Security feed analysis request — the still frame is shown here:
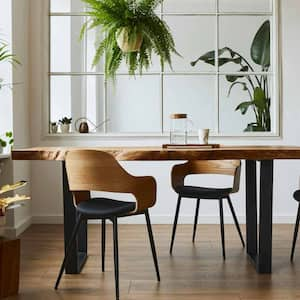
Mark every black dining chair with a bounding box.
[54,150,160,300]
[169,160,245,259]
[290,190,300,261]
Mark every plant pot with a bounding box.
[0,216,5,237]
[0,146,3,154]
[60,124,71,134]
[0,237,20,299]
[51,124,58,134]
[116,27,143,53]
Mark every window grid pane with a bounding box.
[49,0,277,136]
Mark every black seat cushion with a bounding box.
[76,198,136,218]
[176,186,232,199]
[294,190,300,202]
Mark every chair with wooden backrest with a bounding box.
[170,160,245,259]
[54,150,160,300]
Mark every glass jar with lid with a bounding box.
[169,113,188,145]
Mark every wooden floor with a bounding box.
[7,223,300,300]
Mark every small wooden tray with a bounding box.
[162,144,220,149]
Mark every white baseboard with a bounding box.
[4,216,32,239]
[31,215,298,225]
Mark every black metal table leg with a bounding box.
[257,160,274,273]
[246,160,258,260]
[62,162,88,274]
[246,159,274,274]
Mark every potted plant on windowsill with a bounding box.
[59,117,72,134]
[50,122,58,134]
[80,0,179,79]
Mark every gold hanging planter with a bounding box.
[116,27,143,53]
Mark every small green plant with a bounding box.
[80,0,179,79]
[0,131,14,148]
[0,41,20,90]
[59,117,72,125]
[191,21,271,132]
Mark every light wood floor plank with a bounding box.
[5,224,300,300]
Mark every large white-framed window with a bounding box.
[48,0,280,137]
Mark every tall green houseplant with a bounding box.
[0,40,19,90]
[80,0,179,79]
[191,21,271,132]
[0,39,19,153]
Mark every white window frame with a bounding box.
[44,0,280,138]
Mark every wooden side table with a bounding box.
[0,238,20,299]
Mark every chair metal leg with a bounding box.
[170,195,182,254]
[219,199,226,260]
[112,217,120,300]
[55,215,83,290]
[291,203,300,261]
[145,210,161,282]
[101,219,106,272]
[227,196,245,248]
[192,199,200,243]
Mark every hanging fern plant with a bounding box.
[80,0,179,79]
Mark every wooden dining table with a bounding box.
[11,145,300,275]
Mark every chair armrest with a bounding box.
[72,191,91,206]
[131,176,157,214]
[231,164,241,194]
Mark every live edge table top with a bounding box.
[11,145,300,161]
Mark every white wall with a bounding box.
[0,0,31,238]
[10,0,31,237]
[0,0,13,141]
[25,0,300,225]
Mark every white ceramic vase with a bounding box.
[0,216,6,237]
[60,124,70,134]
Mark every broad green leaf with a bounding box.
[253,87,267,110]
[235,101,253,115]
[251,20,270,68]
[190,47,236,67]
[219,57,241,66]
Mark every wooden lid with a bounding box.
[170,113,187,119]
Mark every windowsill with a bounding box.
[0,154,10,160]
[44,132,281,139]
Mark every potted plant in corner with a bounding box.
[0,181,30,298]
[0,40,20,90]
[191,21,271,132]
[0,131,13,154]
[0,39,20,154]
[50,122,58,134]
[80,0,179,79]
